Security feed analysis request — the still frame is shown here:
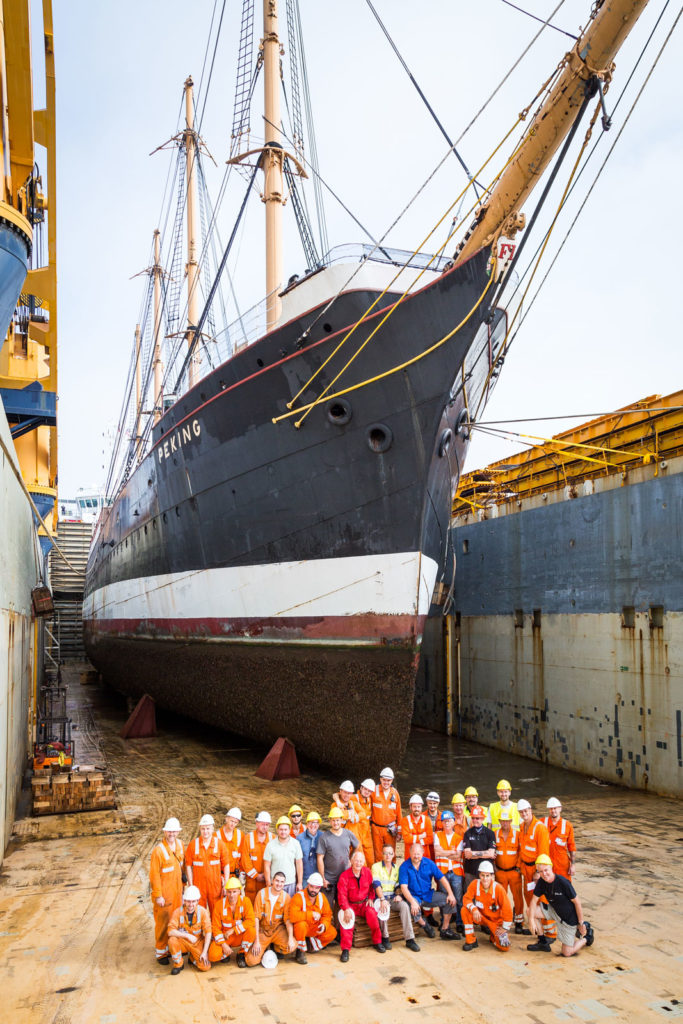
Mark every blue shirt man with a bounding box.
[298,813,322,885]
[398,842,458,940]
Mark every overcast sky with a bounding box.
[49,0,682,497]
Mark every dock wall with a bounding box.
[415,459,682,798]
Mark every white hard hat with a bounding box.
[226,807,242,820]
[199,813,215,826]
[338,907,355,929]
[517,799,531,812]
[427,792,440,802]
[255,811,272,823]
[261,949,278,969]
[379,767,394,780]
[307,872,324,886]
[183,885,201,901]
[163,817,181,832]
[409,794,423,805]
[339,780,354,793]
[546,797,562,809]
[374,898,391,922]
[478,861,494,874]
[361,778,375,790]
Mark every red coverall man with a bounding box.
[149,817,184,965]
[209,877,256,967]
[167,886,212,974]
[218,807,244,878]
[244,871,297,967]
[371,768,402,862]
[288,871,337,963]
[461,862,513,952]
[241,811,273,903]
[185,813,230,917]
[401,795,434,860]
[337,851,386,962]
[542,798,576,877]
[494,809,526,933]
[355,779,376,867]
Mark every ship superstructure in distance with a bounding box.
[83,0,664,771]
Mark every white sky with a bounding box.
[50,0,682,497]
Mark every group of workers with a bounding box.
[149,771,594,976]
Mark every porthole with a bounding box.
[366,423,393,454]
[257,358,264,367]
[455,409,471,438]
[327,398,352,426]
[438,428,453,457]
[323,322,333,333]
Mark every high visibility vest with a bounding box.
[434,831,463,876]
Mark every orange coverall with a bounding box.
[218,825,244,878]
[288,888,337,952]
[542,816,576,877]
[244,887,292,966]
[518,817,550,906]
[434,829,463,879]
[401,813,434,860]
[354,790,375,866]
[149,837,184,961]
[494,828,523,924]
[331,794,372,863]
[168,904,212,971]
[290,822,305,838]
[371,785,402,861]
[209,894,256,961]
[240,829,273,903]
[462,878,513,951]
[185,834,229,917]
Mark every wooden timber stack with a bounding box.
[31,768,116,815]
[351,909,407,948]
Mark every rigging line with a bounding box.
[473,407,683,425]
[498,0,578,39]
[469,423,658,461]
[173,162,260,393]
[364,0,482,195]
[502,0,682,354]
[197,0,229,133]
[196,0,222,105]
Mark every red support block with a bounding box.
[120,694,157,739]
[255,737,300,780]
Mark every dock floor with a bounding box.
[1,664,681,1023]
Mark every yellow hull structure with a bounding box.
[0,0,57,554]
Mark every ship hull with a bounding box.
[84,249,499,770]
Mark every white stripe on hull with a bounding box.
[83,551,440,623]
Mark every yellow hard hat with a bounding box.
[225,877,242,890]
[464,786,478,797]
[451,793,465,804]
[496,779,512,791]
[288,804,303,814]
[276,815,292,827]
[306,811,322,822]
[535,854,553,867]
[329,807,344,820]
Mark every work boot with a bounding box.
[405,939,420,952]
[421,921,436,938]
[583,921,595,947]
[295,948,308,965]
[374,943,386,953]
[440,929,457,940]
[456,923,465,935]
[157,956,170,966]
[340,949,350,963]
[426,913,438,928]
[515,923,531,935]
[383,937,392,950]
[527,938,552,952]
[171,964,184,975]
[462,939,479,951]
[236,952,247,968]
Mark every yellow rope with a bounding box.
[272,269,496,425]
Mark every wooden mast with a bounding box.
[152,229,163,424]
[454,0,651,266]
[183,76,200,388]
[262,0,284,331]
[133,323,142,458]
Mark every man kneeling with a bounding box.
[245,871,297,967]
[167,885,212,974]
[209,877,256,967]
[461,861,513,951]
[527,854,594,957]
[288,871,337,963]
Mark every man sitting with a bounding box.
[337,850,385,962]
[398,842,457,940]
[372,843,420,952]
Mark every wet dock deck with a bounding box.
[1,664,681,1023]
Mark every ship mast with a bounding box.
[454,0,650,266]
[262,0,285,331]
[152,229,163,424]
[183,76,200,388]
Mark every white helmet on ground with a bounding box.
[261,949,278,969]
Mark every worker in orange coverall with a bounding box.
[331,780,368,858]
[149,817,184,965]
[288,871,336,963]
[167,885,212,974]
[371,768,402,862]
[518,798,555,941]
[240,811,273,903]
[218,807,244,878]
[244,871,297,967]
[209,877,256,968]
[461,862,513,952]
[542,797,576,878]
[494,808,526,933]
[185,813,229,917]
[355,779,376,866]
[401,794,434,859]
